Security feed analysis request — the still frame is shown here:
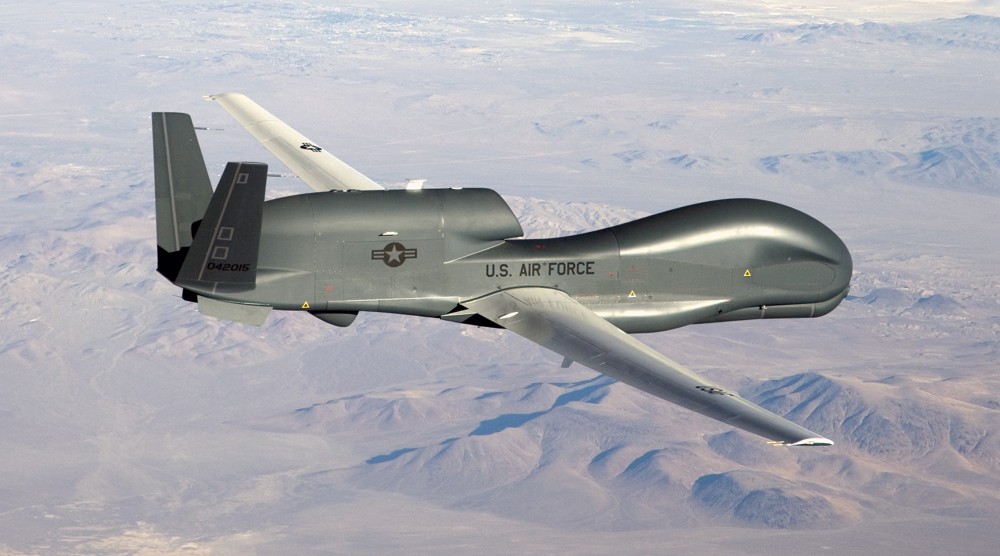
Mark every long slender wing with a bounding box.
[206,93,383,192]
[463,287,832,446]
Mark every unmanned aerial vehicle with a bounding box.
[153,94,851,446]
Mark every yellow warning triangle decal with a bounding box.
[744,269,752,277]
[302,301,310,309]
[628,290,637,298]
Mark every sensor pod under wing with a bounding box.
[153,95,852,447]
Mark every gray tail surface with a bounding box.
[153,112,214,282]
[174,162,268,295]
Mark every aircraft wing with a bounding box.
[206,93,383,192]
[463,287,833,446]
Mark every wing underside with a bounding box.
[464,287,832,446]
[206,93,383,192]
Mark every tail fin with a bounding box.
[153,112,214,281]
[175,162,268,294]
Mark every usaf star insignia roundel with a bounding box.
[372,242,418,268]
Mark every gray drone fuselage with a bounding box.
[190,187,850,333]
[153,103,852,446]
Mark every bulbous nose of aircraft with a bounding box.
[745,207,852,306]
[730,200,852,316]
[613,198,852,315]
[819,225,853,301]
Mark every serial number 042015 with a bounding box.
[207,263,251,272]
[486,261,596,277]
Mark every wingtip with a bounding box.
[766,437,834,447]
[204,93,243,101]
[789,437,834,447]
